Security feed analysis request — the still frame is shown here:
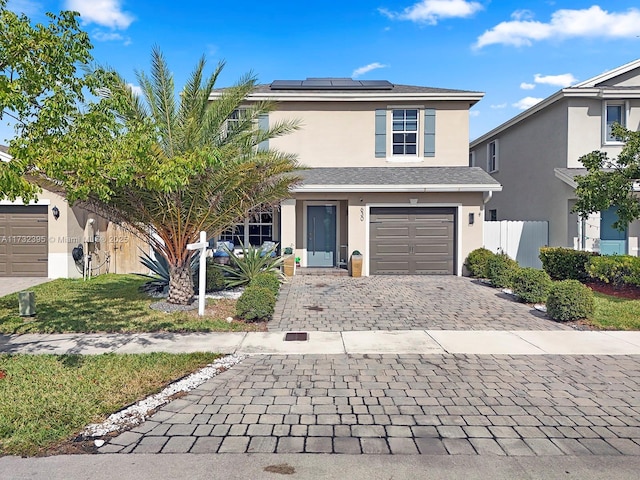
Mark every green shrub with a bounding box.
[464,248,495,278]
[587,255,640,288]
[486,253,519,288]
[250,272,281,295]
[511,267,553,303]
[539,247,598,281]
[216,242,284,288]
[205,259,227,292]
[236,286,276,321]
[546,280,595,321]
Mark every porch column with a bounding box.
[280,199,297,253]
[348,201,367,275]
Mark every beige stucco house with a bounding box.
[212,78,501,276]
[0,145,146,278]
[470,59,640,257]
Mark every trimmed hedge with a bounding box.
[587,255,640,288]
[464,248,495,278]
[511,267,553,304]
[249,272,281,295]
[486,253,519,288]
[236,285,276,321]
[546,280,595,322]
[539,247,598,281]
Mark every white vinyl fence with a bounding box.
[484,221,549,269]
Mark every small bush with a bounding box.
[465,248,495,278]
[217,242,284,288]
[546,280,595,322]
[511,267,553,303]
[250,272,281,295]
[587,255,640,288]
[236,286,276,321]
[539,247,598,281]
[486,253,519,288]
[205,260,227,292]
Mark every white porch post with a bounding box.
[280,199,297,254]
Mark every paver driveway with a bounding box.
[101,353,640,456]
[270,276,572,332]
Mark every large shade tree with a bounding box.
[573,124,640,231]
[1,1,301,305]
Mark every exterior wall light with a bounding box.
[52,206,60,220]
[469,212,474,225]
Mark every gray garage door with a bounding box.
[0,205,48,277]
[370,207,456,275]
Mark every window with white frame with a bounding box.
[604,102,626,143]
[392,109,418,155]
[219,208,273,247]
[487,140,498,173]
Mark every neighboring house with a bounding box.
[0,145,146,278]
[470,59,640,256]
[211,78,501,276]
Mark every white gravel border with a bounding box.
[82,354,245,438]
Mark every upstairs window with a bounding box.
[605,102,626,143]
[487,140,498,173]
[392,109,418,155]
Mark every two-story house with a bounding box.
[211,78,501,276]
[470,59,640,257]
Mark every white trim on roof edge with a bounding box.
[573,59,640,88]
[293,184,502,193]
[209,91,484,104]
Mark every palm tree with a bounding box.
[22,48,301,304]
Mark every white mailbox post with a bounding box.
[187,231,208,316]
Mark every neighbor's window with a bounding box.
[605,102,626,143]
[487,140,498,173]
[392,109,418,155]
[489,209,497,221]
[469,151,476,167]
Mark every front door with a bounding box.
[600,206,627,255]
[307,205,336,267]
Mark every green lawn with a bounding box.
[0,352,220,456]
[591,292,640,330]
[0,274,264,334]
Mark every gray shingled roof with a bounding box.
[0,145,8,154]
[250,83,481,95]
[298,167,500,187]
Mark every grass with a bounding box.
[0,352,220,456]
[0,274,266,334]
[591,292,640,330]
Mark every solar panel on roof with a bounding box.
[270,78,394,90]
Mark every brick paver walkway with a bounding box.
[270,276,572,332]
[100,354,640,456]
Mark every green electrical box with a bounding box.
[18,291,36,317]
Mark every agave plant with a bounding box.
[138,247,199,294]
[216,242,284,288]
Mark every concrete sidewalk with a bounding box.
[2,329,640,355]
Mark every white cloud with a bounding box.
[490,103,507,109]
[475,6,640,49]
[65,0,134,29]
[92,30,131,45]
[127,83,142,97]
[520,82,535,90]
[469,110,480,117]
[513,96,544,110]
[380,0,483,25]
[534,73,577,87]
[352,62,388,78]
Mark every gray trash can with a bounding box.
[18,291,36,317]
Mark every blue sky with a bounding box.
[3,0,640,144]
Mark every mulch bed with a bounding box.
[586,281,640,300]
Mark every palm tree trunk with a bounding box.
[167,263,194,305]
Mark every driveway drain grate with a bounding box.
[284,332,308,342]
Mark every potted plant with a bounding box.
[283,246,295,277]
[350,250,363,277]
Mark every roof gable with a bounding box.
[573,58,640,88]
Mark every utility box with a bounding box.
[18,291,36,317]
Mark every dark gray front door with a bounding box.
[307,205,336,267]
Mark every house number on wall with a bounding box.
[360,208,364,221]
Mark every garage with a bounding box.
[0,205,48,277]
[370,207,456,275]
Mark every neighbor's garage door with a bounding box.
[0,205,48,276]
[370,207,456,275]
